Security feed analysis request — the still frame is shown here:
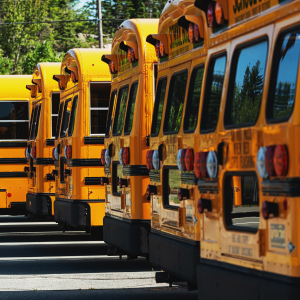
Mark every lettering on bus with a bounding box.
[228,245,253,257]
[232,0,273,24]
[270,224,286,249]
[232,234,249,244]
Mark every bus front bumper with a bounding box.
[149,230,199,286]
[54,199,90,228]
[197,260,300,300]
[103,215,150,256]
[26,193,52,217]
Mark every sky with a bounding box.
[76,0,90,9]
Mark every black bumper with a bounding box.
[0,202,27,215]
[103,216,150,256]
[197,261,300,300]
[54,199,90,227]
[26,193,52,216]
[149,231,199,286]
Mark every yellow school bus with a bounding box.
[190,0,300,299]
[146,0,209,288]
[0,75,32,215]
[25,63,60,218]
[52,49,111,235]
[101,19,158,258]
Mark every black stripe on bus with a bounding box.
[198,179,218,194]
[0,172,27,178]
[262,177,300,197]
[123,165,149,176]
[84,177,102,185]
[35,158,54,165]
[84,136,104,145]
[68,159,104,167]
[0,158,27,164]
[0,142,27,148]
[46,139,55,146]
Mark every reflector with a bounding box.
[185,149,194,171]
[146,150,154,170]
[30,146,36,159]
[122,147,130,165]
[66,145,72,159]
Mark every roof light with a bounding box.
[128,47,132,62]
[109,61,117,74]
[273,145,288,176]
[207,3,215,28]
[122,147,130,165]
[58,80,65,91]
[262,201,279,220]
[184,149,194,171]
[206,151,218,178]
[105,149,110,166]
[155,41,160,58]
[256,147,268,179]
[194,23,200,42]
[188,23,194,43]
[160,41,166,58]
[146,150,154,170]
[215,2,224,25]
[265,145,276,177]
[71,72,77,84]
[152,150,160,170]
[101,149,106,165]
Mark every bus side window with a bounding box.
[225,40,268,127]
[184,65,204,132]
[163,70,188,134]
[90,82,110,135]
[113,85,129,136]
[68,96,78,137]
[105,90,117,137]
[163,167,181,208]
[200,54,226,133]
[151,77,167,136]
[55,102,64,139]
[34,105,42,139]
[267,28,300,122]
[0,101,29,140]
[29,106,37,140]
[60,98,72,138]
[30,105,39,140]
[124,81,139,135]
[51,93,60,138]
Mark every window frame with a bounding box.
[162,165,180,211]
[112,161,122,197]
[163,69,189,135]
[200,52,227,134]
[34,104,42,139]
[112,84,130,137]
[59,98,72,138]
[89,81,110,136]
[55,102,64,140]
[266,25,300,124]
[223,171,259,234]
[0,100,29,142]
[51,92,60,138]
[68,95,79,137]
[224,37,269,129]
[183,64,205,133]
[151,76,168,137]
[124,81,139,135]
[105,89,117,138]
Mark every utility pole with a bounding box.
[98,0,103,48]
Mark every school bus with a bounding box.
[25,63,60,218]
[100,19,158,258]
[189,0,300,299]
[0,75,32,215]
[145,0,209,288]
[52,49,111,235]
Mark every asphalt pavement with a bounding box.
[0,215,197,300]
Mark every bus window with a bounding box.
[184,66,204,132]
[112,162,123,196]
[224,173,259,232]
[30,105,39,140]
[151,77,167,136]
[105,89,117,137]
[60,98,72,138]
[90,82,110,135]
[55,102,64,139]
[29,106,37,139]
[267,28,300,122]
[113,85,129,136]
[34,105,42,139]
[163,167,181,208]
[124,81,139,134]
[163,70,188,133]
[201,55,226,133]
[51,93,60,137]
[0,101,29,140]
[68,95,78,137]
[225,40,268,127]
